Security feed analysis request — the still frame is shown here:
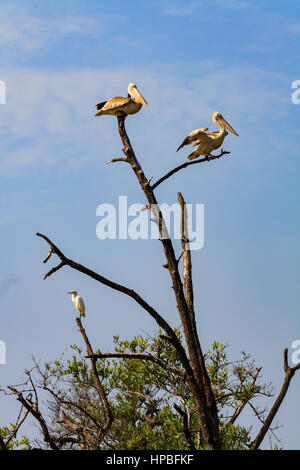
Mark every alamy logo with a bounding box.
[0,340,6,365]
[0,80,6,104]
[291,340,300,365]
[291,80,300,104]
[96,196,204,251]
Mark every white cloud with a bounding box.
[0,6,103,52]
[0,63,293,173]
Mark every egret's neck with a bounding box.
[72,293,77,302]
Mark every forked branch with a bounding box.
[250,349,300,450]
[228,367,262,425]
[36,232,194,384]
[7,386,59,450]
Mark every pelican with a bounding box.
[67,290,86,318]
[177,112,238,160]
[95,83,148,117]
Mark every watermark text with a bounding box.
[0,340,6,365]
[0,80,6,104]
[291,340,300,365]
[96,196,204,251]
[291,80,300,104]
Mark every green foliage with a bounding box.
[219,422,251,450]
[27,330,270,450]
[0,425,31,450]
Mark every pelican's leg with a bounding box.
[117,111,126,118]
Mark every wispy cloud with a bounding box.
[288,22,300,35]
[242,15,300,54]
[0,6,103,52]
[159,0,260,17]
[160,2,200,17]
[0,62,291,173]
[0,274,20,298]
[214,0,260,10]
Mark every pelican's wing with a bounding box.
[192,130,218,147]
[95,100,108,111]
[191,132,216,148]
[206,130,228,138]
[176,127,208,152]
[95,96,131,116]
[77,296,86,317]
[187,147,202,161]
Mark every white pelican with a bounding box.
[67,290,86,317]
[177,112,238,160]
[95,83,148,117]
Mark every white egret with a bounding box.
[177,112,238,160]
[95,83,148,117]
[67,290,86,318]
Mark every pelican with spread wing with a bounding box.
[95,83,148,117]
[177,112,238,160]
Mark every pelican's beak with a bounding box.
[67,291,72,294]
[220,117,239,136]
[130,85,148,106]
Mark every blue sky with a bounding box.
[0,0,299,449]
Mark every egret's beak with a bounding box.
[67,291,73,294]
[220,117,239,136]
[130,86,148,106]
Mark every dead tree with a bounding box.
[35,114,299,450]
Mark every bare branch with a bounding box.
[42,385,102,431]
[178,192,194,314]
[291,362,300,373]
[250,349,300,450]
[85,351,185,377]
[106,157,129,164]
[5,408,30,447]
[283,348,289,373]
[76,317,113,443]
[43,261,66,280]
[174,403,195,450]
[43,247,53,264]
[152,150,230,190]
[37,233,66,261]
[177,191,219,433]
[228,367,262,425]
[7,386,59,450]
